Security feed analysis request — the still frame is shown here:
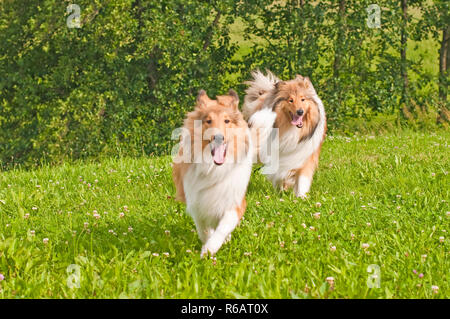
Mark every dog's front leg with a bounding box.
[294,151,319,198]
[194,219,214,245]
[201,210,239,257]
[294,175,311,198]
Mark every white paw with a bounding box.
[224,234,231,243]
[296,192,308,199]
[200,245,209,258]
[200,237,223,258]
[296,176,311,199]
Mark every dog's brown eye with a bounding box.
[206,119,212,124]
[301,98,305,102]
[288,98,294,103]
[224,119,230,124]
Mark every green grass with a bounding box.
[0,130,449,298]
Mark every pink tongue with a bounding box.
[213,144,226,164]
[291,114,303,126]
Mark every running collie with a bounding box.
[243,70,326,198]
[172,89,253,257]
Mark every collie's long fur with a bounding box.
[172,89,253,256]
[243,70,327,198]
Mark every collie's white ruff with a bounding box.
[183,132,253,256]
[244,70,326,197]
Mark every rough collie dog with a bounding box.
[243,70,326,198]
[172,89,253,257]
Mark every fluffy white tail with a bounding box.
[243,70,279,164]
[243,70,279,120]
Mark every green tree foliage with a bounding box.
[0,0,447,168]
[0,0,238,167]
[415,0,449,122]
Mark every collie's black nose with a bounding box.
[296,109,304,116]
[213,134,224,144]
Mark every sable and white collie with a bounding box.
[243,70,327,198]
[172,89,253,257]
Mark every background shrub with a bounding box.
[0,0,448,168]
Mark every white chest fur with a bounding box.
[183,147,253,226]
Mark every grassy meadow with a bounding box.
[0,130,448,298]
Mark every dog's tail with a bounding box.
[242,70,279,164]
[244,70,279,102]
[243,70,279,121]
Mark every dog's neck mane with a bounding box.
[300,94,326,151]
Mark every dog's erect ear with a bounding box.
[274,81,286,91]
[196,89,211,109]
[296,76,313,89]
[216,89,240,110]
[227,89,239,110]
[303,77,312,88]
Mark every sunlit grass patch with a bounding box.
[0,130,448,298]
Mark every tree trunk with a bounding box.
[202,10,221,51]
[287,2,293,78]
[333,0,346,79]
[439,25,449,102]
[293,0,305,76]
[400,0,409,110]
[438,25,449,123]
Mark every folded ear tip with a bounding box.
[304,77,312,87]
[275,80,285,89]
[228,89,238,97]
[197,89,208,102]
[196,89,210,108]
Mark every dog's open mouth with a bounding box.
[211,143,227,165]
[290,112,304,128]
